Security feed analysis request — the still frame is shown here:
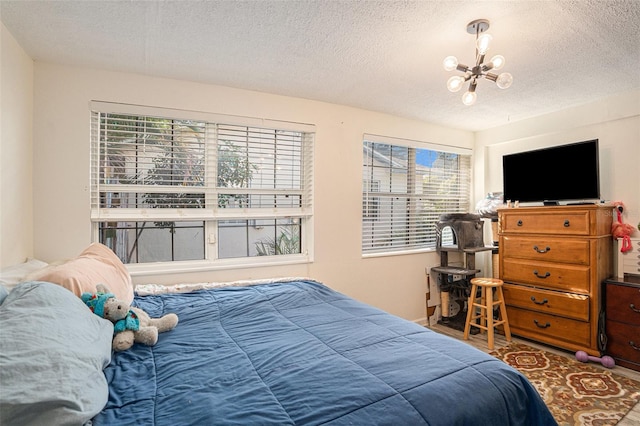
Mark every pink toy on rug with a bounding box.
[575,350,615,369]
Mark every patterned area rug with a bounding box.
[490,343,640,425]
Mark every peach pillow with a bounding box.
[28,243,134,304]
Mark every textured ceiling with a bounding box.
[2,0,639,131]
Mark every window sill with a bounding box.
[126,254,313,277]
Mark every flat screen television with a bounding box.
[502,139,600,205]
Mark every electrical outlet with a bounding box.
[453,274,462,281]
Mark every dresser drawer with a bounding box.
[501,235,590,265]
[605,320,640,365]
[503,283,589,321]
[606,283,640,324]
[502,259,590,293]
[506,306,591,347]
[501,211,591,235]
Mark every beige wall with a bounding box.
[474,90,640,232]
[0,23,33,267]
[30,62,473,322]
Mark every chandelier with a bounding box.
[443,19,513,106]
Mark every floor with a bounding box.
[429,323,640,425]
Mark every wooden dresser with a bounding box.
[603,279,640,371]
[498,205,612,356]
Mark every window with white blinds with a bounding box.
[362,136,471,255]
[90,102,314,265]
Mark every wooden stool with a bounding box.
[463,278,511,350]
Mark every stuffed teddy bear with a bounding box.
[82,284,178,351]
[611,201,634,253]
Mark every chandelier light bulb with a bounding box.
[489,55,505,70]
[496,72,513,89]
[447,76,465,92]
[476,34,492,54]
[443,56,459,71]
[462,91,477,106]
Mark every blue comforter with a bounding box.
[94,280,556,425]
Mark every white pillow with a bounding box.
[0,258,48,290]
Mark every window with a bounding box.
[90,102,314,267]
[362,135,471,255]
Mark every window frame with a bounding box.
[89,101,315,275]
[361,133,472,257]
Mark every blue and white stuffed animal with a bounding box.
[82,284,178,351]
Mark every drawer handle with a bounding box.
[530,296,548,305]
[517,220,523,226]
[630,341,640,351]
[534,319,551,329]
[533,245,551,253]
[533,270,551,279]
[630,303,640,313]
[564,219,570,227]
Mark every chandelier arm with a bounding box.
[485,73,498,82]
[481,62,494,72]
[468,78,478,92]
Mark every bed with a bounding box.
[1,274,556,425]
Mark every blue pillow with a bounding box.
[0,281,114,425]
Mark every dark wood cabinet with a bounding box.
[604,279,640,371]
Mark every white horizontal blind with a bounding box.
[91,111,313,221]
[91,112,213,221]
[215,124,312,219]
[362,138,471,254]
